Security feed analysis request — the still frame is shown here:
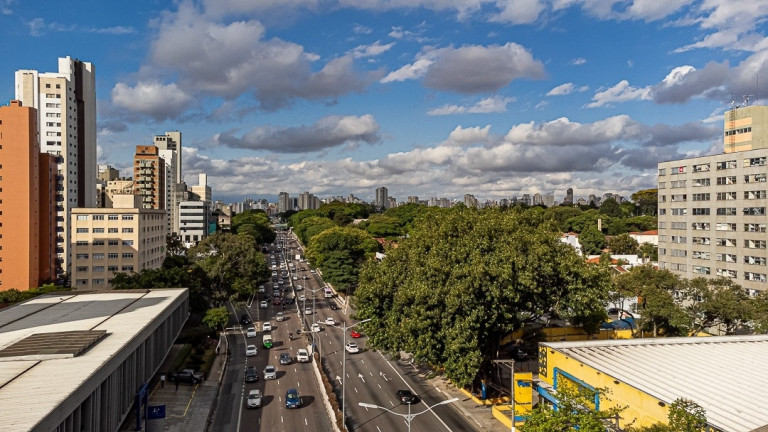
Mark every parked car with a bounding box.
[350,329,362,338]
[264,365,277,380]
[169,369,204,384]
[247,389,262,408]
[329,303,339,310]
[279,352,292,365]
[345,342,360,353]
[396,389,417,404]
[285,388,301,408]
[246,327,257,338]
[244,365,258,382]
[296,348,310,362]
[246,345,258,356]
[295,285,303,291]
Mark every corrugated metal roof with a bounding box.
[543,335,768,432]
[0,289,187,431]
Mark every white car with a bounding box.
[299,295,306,302]
[262,321,272,332]
[246,344,258,356]
[293,276,298,280]
[295,285,304,291]
[311,323,321,332]
[296,348,310,362]
[276,312,285,322]
[325,317,335,326]
[305,307,312,315]
[260,300,268,309]
[345,342,360,353]
[247,389,262,408]
[246,327,257,338]
[258,285,265,293]
[263,365,277,380]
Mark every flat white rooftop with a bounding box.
[0,289,187,431]
[543,335,768,432]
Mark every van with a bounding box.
[263,334,273,349]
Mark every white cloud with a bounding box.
[213,114,380,152]
[585,80,652,108]
[490,0,545,24]
[111,81,193,120]
[445,125,492,145]
[572,57,586,65]
[546,82,588,96]
[353,24,373,34]
[381,58,434,82]
[428,96,514,115]
[348,40,395,58]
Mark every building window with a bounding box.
[93,228,105,233]
[692,178,711,187]
[76,279,88,286]
[671,194,687,202]
[716,268,737,278]
[108,253,119,259]
[744,256,767,266]
[92,240,104,246]
[716,176,737,185]
[76,228,89,233]
[691,208,709,215]
[76,215,88,220]
[93,266,105,272]
[93,253,105,259]
[671,166,687,174]
[745,223,767,233]
[671,222,686,230]
[716,238,737,247]
[744,157,767,167]
[659,209,666,215]
[692,163,710,172]
[671,236,687,244]
[671,180,687,188]
[76,266,88,272]
[76,253,89,259]
[716,192,737,200]
[744,272,767,282]
[76,241,88,246]
[670,249,687,257]
[745,190,767,199]
[93,215,105,220]
[745,240,767,249]
[692,265,711,274]
[716,253,738,263]
[108,265,119,272]
[108,240,119,246]
[672,208,688,215]
[122,228,134,233]
[692,193,710,201]
[716,223,737,231]
[122,253,134,258]
[692,251,710,260]
[717,208,737,216]
[716,160,737,170]
[745,173,767,183]
[108,215,119,220]
[743,207,767,215]
[122,215,134,220]
[692,237,710,245]
[123,240,134,246]
[658,168,666,176]
[122,266,134,272]
[92,279,105,285]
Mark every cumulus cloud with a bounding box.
[348,40,395,58]
[213,114,380,153]
[428,96,514,115]
[652,62,730,104]
[445,125,492,145]
[381,58,434,82]
[353,24,373,34]
[585,80,652,108]
[490,0,545,24]
[546,82,588,96]
[111,81,193,120]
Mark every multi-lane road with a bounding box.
[213,230,479,432]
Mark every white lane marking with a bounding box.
[354,387,358,394]
[376,426,382,432]
[378,384,382,389]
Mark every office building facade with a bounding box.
[15,56,97,278]
[70,195,167,290]
[658,105,768,293]
[375,186,388,209]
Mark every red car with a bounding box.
[273,296,282,305]
[350,329,362,338]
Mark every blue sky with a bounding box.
[1,0,767,204]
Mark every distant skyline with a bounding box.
[2,1,767,204]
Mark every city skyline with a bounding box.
[2,1,766,203]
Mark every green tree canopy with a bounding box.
[359,214,405,238]
[305,226,380,292]
[599,197,623,217]
[545,206,583,232]
[632,188,658,216]
[608,233,640,255]
[187,232,269,303]
[520,385,624,432]
[231,209,276,244]
[683,277,753,335]
[202,307,229,331]
[579,225,606,255]
[614,266,688,337]
[354,207,611,386]
[292,215,337,244]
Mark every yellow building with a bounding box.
[537,335,768,431]
[724,105,768,153]
[70,194,167,290]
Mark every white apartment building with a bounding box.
[658,105,768,294]
[15,56,97,279]
[70,195,167,290]
[179,200,210,246]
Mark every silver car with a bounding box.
[264,365,277,380]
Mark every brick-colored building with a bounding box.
[0,100,56,290]
[133,145,166,210]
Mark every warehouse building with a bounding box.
[0,288,188,431]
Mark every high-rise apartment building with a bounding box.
[190,173,212,207]
[15,56,97,278]
[154,131,182,234]
[299,192,316,210]
[407,196,419,204]
[71,194,167,290]
[133,145,166,210]
[658,105,768,294]
[564,188,574,205]
[375,186,388,209]
[0,100,56,290]
[278,192,290,213]
[154,131,182,183]
[178,200,210,246]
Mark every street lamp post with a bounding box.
[359,397,459,432]
[340,318,371,427]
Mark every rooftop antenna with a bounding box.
[731,92,740,109]
[744,94,753,107]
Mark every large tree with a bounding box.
[683,277,753,335]
[613,266,688,337]
[354,207,611,387]
[608,233,640,255]
[231,209,276,244]
[631,188,658,216]
[579,225,607,255]
[305,226,380,292]
[187,232,269,303]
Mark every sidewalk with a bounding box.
[119,344,227,432]
[426,373,514,432]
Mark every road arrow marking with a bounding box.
[336,375,342,382]
[358,373,365,383]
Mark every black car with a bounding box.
[396,389,417,404]
[240,314,251,325]
[329,303,339,310]
[244,366,258,382]
[169,369,205,384]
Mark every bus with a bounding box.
[323,288,333,298]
